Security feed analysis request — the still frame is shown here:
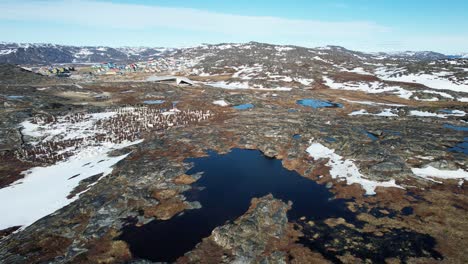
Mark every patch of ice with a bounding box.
[295,78,314,85]
[206,81,250,89]
[316,46,332,50]
[312,56,331,63]
[275,46,295,52]
[324,76,413,99]
[376,67,468,93]
[213,100,229,106]
[216,44,233,50]
[232,65,263,80]
[348,109,369,116]
[340,67,372,75]
[0,49,17,55]
[74,48,94,58]
[376,109,399,117]
[349,108,398,117]
[414,96,439,102]
[306,143,403,195]
[341,98,406,107]
[206,81,291,91]
[0,139,142,231]
[411,166,468,183]
[409,110,466,118]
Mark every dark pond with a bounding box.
[292,134,301,139]
[296,98,343,109]
[365,131,379,141]
[120,149,353,262]
[443,124,467,155]
[448,137,468,155]
[443,124,468,132]
[401,206,414,216]
[233,103,254,110]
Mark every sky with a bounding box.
[0,0,467,53]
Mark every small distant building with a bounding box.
[147,75,194,86]
[94,93,110,101]
[57,72,71,78]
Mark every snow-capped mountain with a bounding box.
[0,42,175,64]
[0,41,460,65]
[374,51,448,61]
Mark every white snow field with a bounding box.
[306,142,403,195]
[0,140,141,230]
[411,166,468,183]
[323,76,413,99]
[375,67,468,93]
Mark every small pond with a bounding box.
[6,95,24,100]
[233,103,254,110]
[297,99,343,109]
[443,124,468,132]
[365,131,379,141]
[143,100,165,105]
[448,137,468,155]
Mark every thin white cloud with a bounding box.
[1,0,466,53]
[0,0,389,38]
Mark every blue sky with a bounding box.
[1,0,467,53]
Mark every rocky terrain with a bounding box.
[0,42,467,263]
[0,42,175,64]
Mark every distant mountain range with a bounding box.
[0,42,175,65]
[0,42,465,65]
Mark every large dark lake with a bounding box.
[120,148,354,262]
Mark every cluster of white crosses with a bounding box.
[16,106,214,164]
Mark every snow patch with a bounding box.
[412,166,468,183]
[295,78,314,85]
[0,49,17,55]
[341,98,406,107]
[312,56,331,63]
[275,46,295,52]
[324,76,413,99]
[409,110,465,118]
[349,109,398,117]
[206,81,292,91]
[306,143,403,195]
[0,140,140,231]
[376,67,468,93]
[213,100,229,106]
[340,67,372,75]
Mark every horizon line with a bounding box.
[1,40,466,55]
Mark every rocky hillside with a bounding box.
[0,43,175,64]
[0,41,458,65]
[1,42,467,102]
[146,42,467,102]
